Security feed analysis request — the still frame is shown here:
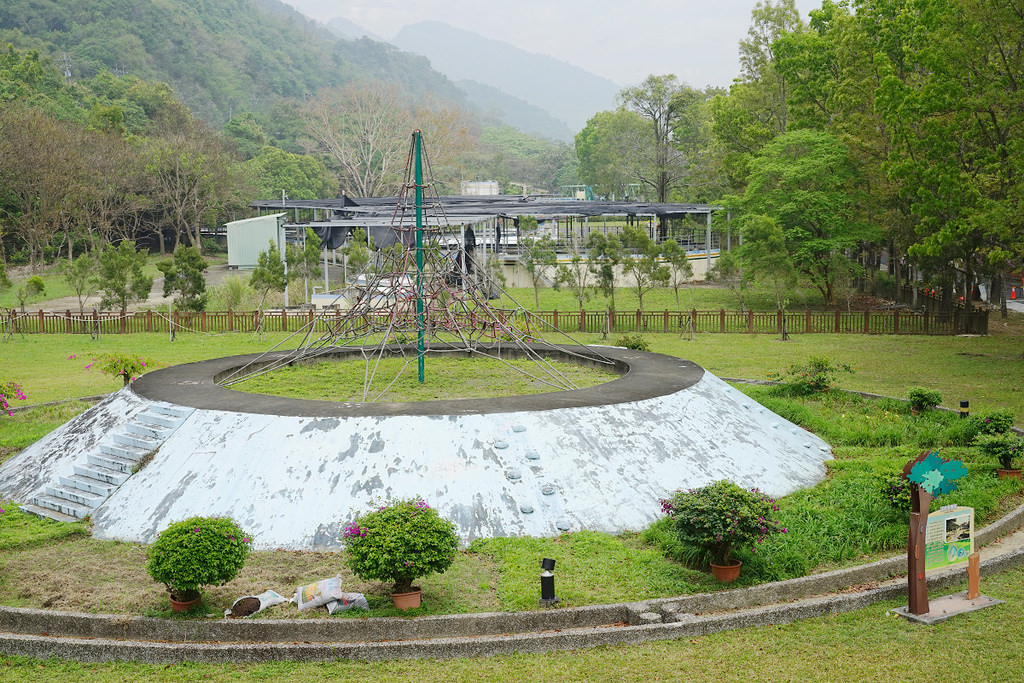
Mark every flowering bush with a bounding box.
[976,432,1024,470]
[146,516,252,599]
[880,473,912,511]
[664,480,787,567]
[342,498,459,594]
[0,380,26,416]
[86,353,152,386]
[767,356,853,395]
[975,409,1016,436]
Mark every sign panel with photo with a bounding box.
[924,506,974,571]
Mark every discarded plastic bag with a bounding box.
[293,575,345,611]
[326,593,370,615]
[225,589,289,618]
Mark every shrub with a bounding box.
[767,356,853,395]
[880,473,911,511]
[343,498,459,594]
[976,409,1016,436]
[907,387,942,412]
[146,516,252,599]
[87,353,152,386]
[0,381,26,416]
[614,334,651,352]
[975,433,1024,470]
[664,480,786,567]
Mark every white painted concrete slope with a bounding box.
[2,373,832,549]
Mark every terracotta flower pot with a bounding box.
[710,559,742,583]
[391,586,422,611]
[997,468,1022,480]
[169,589,201,612]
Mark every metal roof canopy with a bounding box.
[253,195,721,225]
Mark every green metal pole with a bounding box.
[414,131,425,383]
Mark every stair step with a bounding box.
[137,410,184,429]
[149,403,194,419]
[113,432,159,451]
[100,442,150,461]
[19,503,79,524]
[126,422,170,440]
[29,494,93,519]
[45,484,105,508]
[87,452,138,474]
[58,473,117,497]
[73,463,130,486]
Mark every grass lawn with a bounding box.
[2,318,1024,677]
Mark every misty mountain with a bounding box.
[394,21,620,132]
[457,80,574,143]
[323,15,387,43]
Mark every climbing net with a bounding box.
[219,132,611,400]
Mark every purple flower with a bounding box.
[67,354,77,360]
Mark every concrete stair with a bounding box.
[23,402,193,522]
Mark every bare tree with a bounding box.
[302,82,414,197]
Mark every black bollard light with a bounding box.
[960,400,970,419]
[540,558,559,606]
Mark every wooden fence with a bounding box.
[0,306,989,336]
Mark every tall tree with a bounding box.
[250,240,287,309]
[740,214,798,338]
[158,246,208,312]
[742,129,876,304]
[302,82,413,197]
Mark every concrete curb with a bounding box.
[2,547,1022,663]
[2,500,1022,663]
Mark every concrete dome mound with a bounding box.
[0,346,833,549]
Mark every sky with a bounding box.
[283,0,822,88]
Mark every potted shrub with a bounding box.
[146,516,252,611]
[664,480,787,582]
[976,432,1024,478]
[342,497,459,610]
[907,387,942,414]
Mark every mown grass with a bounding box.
[3,567,1024,681]
[233,355,615,402]
[0,502,88,551]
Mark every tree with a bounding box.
[242,146,334,201]
[706,248,748,312]
[575,109,647,198]
[250,240,287,309]
[158,246,208,312]
[302,82,413,197]
[740,214,798,339]
[619,225,669,312]
[61,253,97,313]
[661,238,694,307]
[618,75,698,202]
[286,228,323,304]
[15,276,45,313]
[587,231,624,313]
[554,234,593,309]
[339,228,373,286]
[96,240,153,311]
[742,129,875,305]
[519,231,557,309]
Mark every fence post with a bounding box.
[635,309,642,331]
[65,310,71,334]
[579,309,585,333]
[806,309,812,333]
[777,309,783,334]
[893,309,899,334]
[281,308,287,332]
[200,311,206,333]
[664,309,669,333]
[747,309,754,333]
[147,310,153,332]
[924,309,929,334]
[608,309,615,334]
[553,309,558,331]
[720,309,726,333]
[228,310,233,332]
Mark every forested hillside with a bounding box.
[0,0,468,125]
